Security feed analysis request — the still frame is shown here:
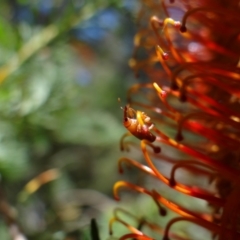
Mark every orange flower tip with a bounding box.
[180,25,187,33]
[169,178,176,187]
[159,207,167,216]
[162,52,169,61]
[170,81,179,90]
[114,196,120,201]
[120,145,129,152]
[175,132,184,141]
[153,146,161,153]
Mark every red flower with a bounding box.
[111,1,240,239]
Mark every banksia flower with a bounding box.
[111,0,240,239]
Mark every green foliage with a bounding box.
[0,0,136,239]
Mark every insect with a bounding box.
[122,105,156,142]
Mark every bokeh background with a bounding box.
[0,1,142,239]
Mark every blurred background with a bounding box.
[0,0,142,239]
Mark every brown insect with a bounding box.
[123,105,156,142]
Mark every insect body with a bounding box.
[123,105,156,142]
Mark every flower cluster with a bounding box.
[110,0,240,239]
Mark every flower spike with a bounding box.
[113,1,240,239]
